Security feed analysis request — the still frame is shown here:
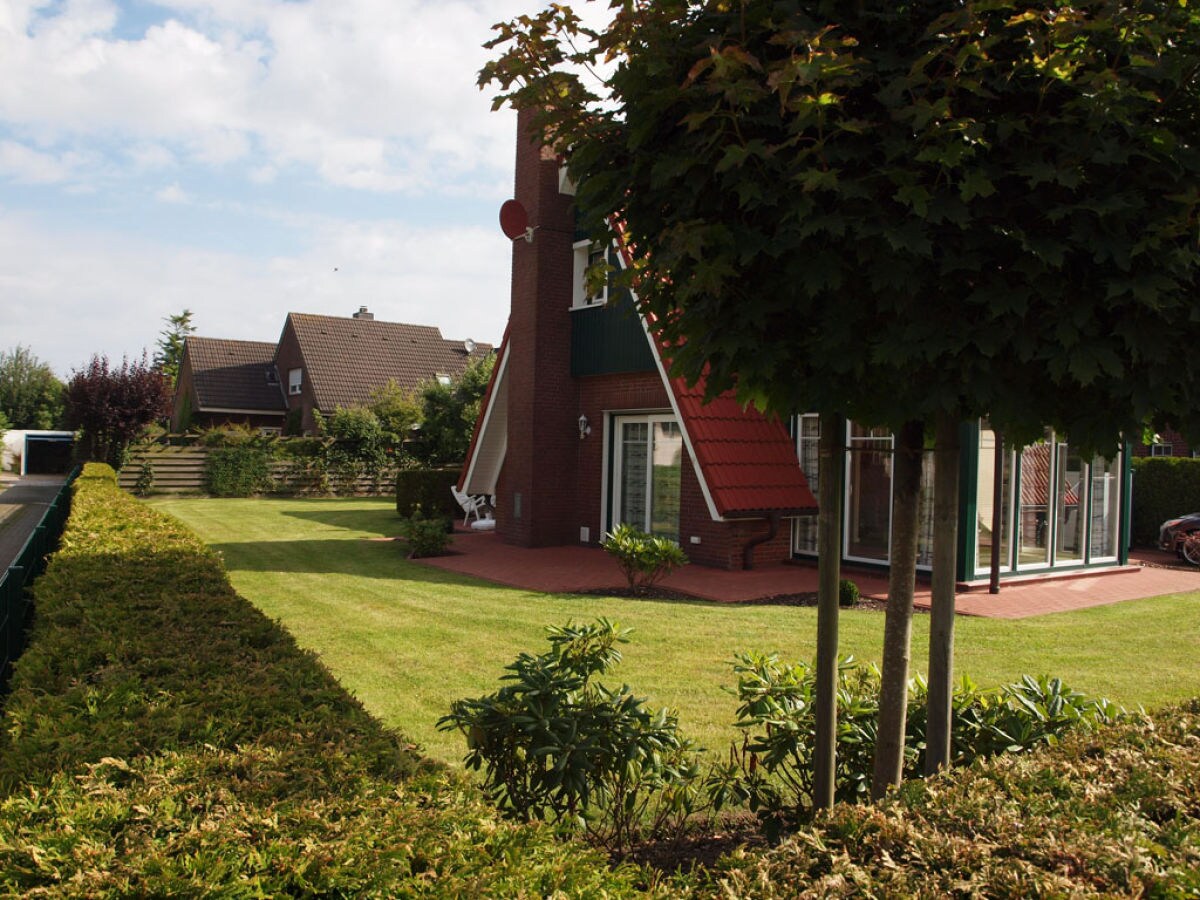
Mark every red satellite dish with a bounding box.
[499,199,531,242]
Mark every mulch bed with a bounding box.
[623,815,764,875]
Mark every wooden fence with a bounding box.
[117,446,398,497]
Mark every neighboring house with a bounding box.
[172,337,287,433]
[275,308,491,435]
[172,309,492,436]
[1132,427,1199,459]
[460,110,1133,580]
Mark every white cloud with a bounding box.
[154,182,190,203]
[0,0,570,195]
[0,140,88,184]
[0,210,510,377]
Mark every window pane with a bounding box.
[620,422,648,528]
[1089,452,1121,559]
[847,435,892,562]
[976,424,1013,573]
[1055,442,1085,564]
[1018,436,1053,567]
[916,450,935,568]
[649,421,682,541]
[794,414,819,553]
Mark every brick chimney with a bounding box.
[497,108,579,548]
[352,306,374,320]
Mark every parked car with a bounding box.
[1158,512,1200,564]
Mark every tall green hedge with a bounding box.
[204,444,274,496]
[0,464,645,896]
[396,466,463,520]
[1130,457,1200,547]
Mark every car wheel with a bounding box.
[1181,533,1200,567]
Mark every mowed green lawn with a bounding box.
[153,496,1200,763]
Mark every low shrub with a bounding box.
[706,654,1123,838]
[600,523,689,592]
[695,701,1200,898]
[439,619,703,855]
[133,459,154,496]
[838,578,860,607]
[204,444,274,496]
[398,507,453,558]
[0,464,644,896]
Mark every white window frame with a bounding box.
[1151,443,1174,457]
[610,412,679,537]
[572,239,608,309]
[288,368,302,395]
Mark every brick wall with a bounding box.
[495,109,796,570]
[496,109,579,547]
[273,319,312,433]
[1132,427,1196,458]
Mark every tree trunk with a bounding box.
[925,413,960,775]
[813,411,844,810]
[871,419,924,800]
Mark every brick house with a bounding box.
[460,111,1133,580]
[172,309,491,435]
[1132,427,1199,459]
[172,337,287,432]
[274,308,491,435]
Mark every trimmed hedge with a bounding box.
[204,444,274,496]
[1130,457,1200,547]
[696,701,1200,898]
[0,464,648,896]
[396,466,462,521]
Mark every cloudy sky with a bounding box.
[0,0,591,377]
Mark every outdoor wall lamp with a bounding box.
[578,414,591,440]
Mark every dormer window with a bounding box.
[572,239,608,309]
[288,368,302,395]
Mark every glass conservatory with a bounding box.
[792,416,1131,582]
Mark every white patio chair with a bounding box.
[450,484,488,526]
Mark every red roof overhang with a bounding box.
[610,216,817,521]
[666,371,819,519]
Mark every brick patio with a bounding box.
[415,528,1200,619]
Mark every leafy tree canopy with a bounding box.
[412,354,496,465]
[483,0,1200,450]
[65,353,172,468]
[154,309,196,386]
[0,345,65,430]
[369,380,423,446]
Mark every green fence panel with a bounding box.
[0,468,79,691]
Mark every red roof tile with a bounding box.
[666,374,818,518]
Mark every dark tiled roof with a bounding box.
[669,376,818,518]
[287,313,492,412]
[187,337,286,413]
